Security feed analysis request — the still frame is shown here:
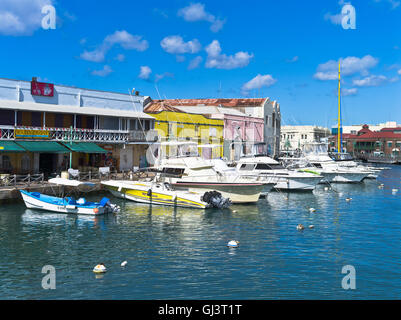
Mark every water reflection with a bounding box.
[1,166,400,299]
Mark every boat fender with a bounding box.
[147,189,152,197]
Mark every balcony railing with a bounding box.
[129,129,159,142]
[0,125,156,143]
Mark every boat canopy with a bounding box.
[0,141,26,152]
[15,141,70,153]
[61,142,107,153]
[48,178,96,187]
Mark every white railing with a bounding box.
[0,125,154,143]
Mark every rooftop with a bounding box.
[144,98,268,112]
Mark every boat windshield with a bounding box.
[159,142,199,159]
[254,163,284,170]
[302,143,328,155]
[329,153,354,161]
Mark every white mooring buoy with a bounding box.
[93,263,107,273]
[227,240,239,247]
[121,261,128,267]
[309,208,316,213]
[296,224,305,231]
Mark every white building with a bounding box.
[280,125,330,152]
[0,77,157,174]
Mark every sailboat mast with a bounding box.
[337,60,341,154]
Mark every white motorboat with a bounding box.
[151,141,270,203]
[329,152,387,179]
[101,179,231,209]
[197,144,277,195]
[300,143,370,183]
[20,178,120,215]
[235,156,324,191]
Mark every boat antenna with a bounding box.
[337,60,342,154]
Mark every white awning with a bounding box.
[0,100,154,120]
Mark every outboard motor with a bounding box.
[100,197,121,213]
[201,191,231,209]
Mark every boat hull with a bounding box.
[318,171,368,183]
[102,182,208,209]
[273,176,323,191]
[171,181,265,203]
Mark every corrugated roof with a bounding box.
[144,98,268,111]
[143,100,184,113]
[174,105,248,117]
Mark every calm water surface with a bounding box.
[1,165,400,299]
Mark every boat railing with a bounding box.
[0,173,44,188]
[61,169,155,182]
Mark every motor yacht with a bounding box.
[150,141,270,203]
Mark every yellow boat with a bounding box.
[101,180,231,209]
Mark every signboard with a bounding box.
[15,129,50,139]
[31,80,54,97]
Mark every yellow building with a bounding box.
[144,100,224,157]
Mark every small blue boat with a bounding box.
[20,190,119,215]
[19,178,120,215]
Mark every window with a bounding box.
[255,163,271,170]
[239,163,256,171]
[388,142,393,148]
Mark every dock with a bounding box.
[0,170,155,203]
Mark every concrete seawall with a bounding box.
[0,182,103,203]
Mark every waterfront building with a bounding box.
[144,98,275,159]
[143,99,224,157]
[280,125,330,153]
[0,77,157,175]
[331,121,400,135]
[329,124,401,156]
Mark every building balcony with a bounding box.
[129,129,158,142]
[0,125,160,143]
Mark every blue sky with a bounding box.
[0,0,400,127]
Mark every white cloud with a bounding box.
[373,0,400,9]
[138,66,152,80]
[342,88,358,96]
[205,40,253,69]
[241,74,277,94]
[80,30,148,63]
[155,72,174,83]
[0,0,54,36]
[324,12,343,25]
[314,55,379,80]
[188,56,203,70]
[160,35,201,54]
[104,30,148,51]
[80,48,106,63]
[352,74,397,87]
[115,54,125,62]
[91,65,112,77]
[178,2,225,32]
[398,69,401,75]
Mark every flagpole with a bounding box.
[337,61,341,154]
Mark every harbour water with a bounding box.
[1,165,400,299]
